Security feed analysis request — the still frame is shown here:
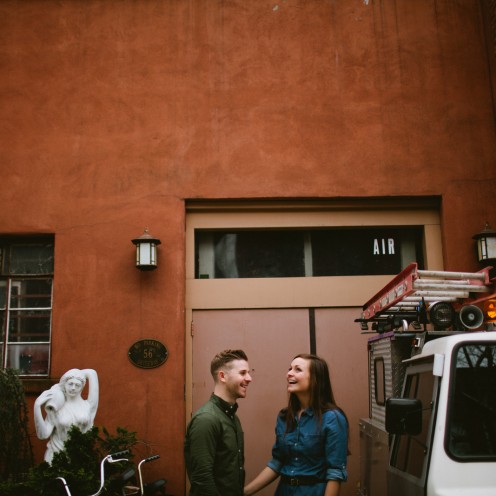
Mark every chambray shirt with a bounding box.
[267,408,348,495]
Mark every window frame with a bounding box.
[374,357,386,406]
[0,236,54,377]
[389,359,438,488]
[444,341,496,462]
[194,226,425,279]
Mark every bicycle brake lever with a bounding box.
[108,449,130,463]
[110,449,130,458]
[144,454,160,463]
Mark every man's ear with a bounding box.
[217,368,226,383]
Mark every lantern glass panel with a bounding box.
[139,243,152,265]
[477,238,487,261]
[487,237,496,260]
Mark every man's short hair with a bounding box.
[210,349,248,379]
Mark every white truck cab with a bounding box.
[357,264,496,496]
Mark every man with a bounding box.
[185,349,253,495]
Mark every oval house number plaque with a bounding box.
[128,339,168,369]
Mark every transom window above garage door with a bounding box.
[195,227,424,279]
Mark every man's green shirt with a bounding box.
[185,394,245,496]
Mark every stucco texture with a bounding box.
[1,1,496,494]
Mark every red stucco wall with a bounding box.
[1,1,496,494]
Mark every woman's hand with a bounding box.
[34,387,58,439]
[244,467,279,495]
[324,480,341,496]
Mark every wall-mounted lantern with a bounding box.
[132,228,161,271]
[473,223,496,263]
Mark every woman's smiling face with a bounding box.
[287,357,311,395]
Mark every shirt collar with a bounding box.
[295,408,314,420]
[211,393,238,416]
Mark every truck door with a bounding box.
[387,360,439,496]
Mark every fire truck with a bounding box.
[356,263,496,496]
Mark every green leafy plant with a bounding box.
[0,369,34,481]
[0,369,138,495]
[1,425,137,496]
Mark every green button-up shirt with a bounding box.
[185,394,245,496]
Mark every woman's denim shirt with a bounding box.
[267,408,348,482]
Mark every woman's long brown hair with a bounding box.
[283,353,348,435]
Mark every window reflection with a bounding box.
[374,358,386,406]
[391,370,434,478]
[10,243,54,275]
[446,343,496,459]
[195,227,424,279]
[0,237,53,376]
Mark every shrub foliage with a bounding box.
[0,368,137,495]
[0,368,33,481]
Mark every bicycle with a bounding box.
[56,450,130,496]
[110,454,169,496]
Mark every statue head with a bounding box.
[59,369,86,398]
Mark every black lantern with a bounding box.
[473,223,496,263]
[132,228,161,270]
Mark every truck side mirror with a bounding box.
[385,398,422,435]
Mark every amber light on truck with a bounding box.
[483,299,496,323]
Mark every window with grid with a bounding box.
[0,237,54,376]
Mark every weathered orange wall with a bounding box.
[1,1,496,494]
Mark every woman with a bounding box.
[34,368,99,463]
[244,354,348,496]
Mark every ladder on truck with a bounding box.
[357,263,495,332]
